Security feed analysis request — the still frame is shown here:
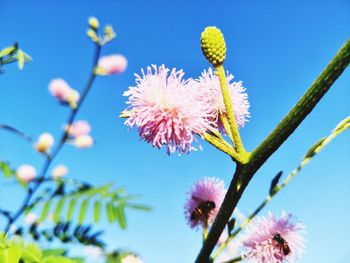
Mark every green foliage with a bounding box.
[0,233,80,263]
[0,161,14,178]
[0,43,31,71]
[31,181,151,230]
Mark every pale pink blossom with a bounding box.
[35,133,54,153]
[121,254,144,263]
[192,68,250,132]
[16,164,36,183]
[240,211,305,263]
[83,245,102,258]
[66,120,91,137]
[124,65,215,155]
[73,135,93,148]
[52,164,68,179]
[24,213,38,225]
[48,79,80,108]
[184,177,226,228]
[97,54,128,75]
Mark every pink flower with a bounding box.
[184,177,226,228]
[52,164,68,179]
[48,79,80,108]
[24,213,38,225]
[240,211,305,263]
[121,255,144,263]
[35,133,54,153]
[97,54,128,75]
[16,164,36,183]
[73,134,93,148]
[83,245,102,258]
[192,68,250,132]
[123,65,215,155]
[65,120,94,148]
[66,120,91,137]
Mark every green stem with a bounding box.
[220,114,235,144]
[202,132,239,160]
[195,38,350,263]
[216,65,246,156]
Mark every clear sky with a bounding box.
[0,1,349,262]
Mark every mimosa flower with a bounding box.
[52,164,68,179]
[184,177,226,228]
[97,54,128,75]
[240,211,305,263]
[35,133,54,153]
[121,254,144,263]
[66,120,91,137]
[73,134,93,148]
[124,65,215,155]
[193,68,250,131]
[16,164,36,183]
[49,79,80,108]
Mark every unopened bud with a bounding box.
[88,17,99,30]
[201,26,226,66]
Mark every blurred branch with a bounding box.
[3,40,102,234]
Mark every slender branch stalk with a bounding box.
[195,38,350,263]
[202,132,239,160]
[216,65,246,156]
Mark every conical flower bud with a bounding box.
[200,26,226,66]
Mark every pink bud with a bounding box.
[35,133,54,153]
[66,120,91,137]
[16,164,37,183]
[98,54,128,75]
[48,79,80,108]
[52,164,68,179]
[73,135,94,148]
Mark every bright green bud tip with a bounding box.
[88,17,99,30]
[201,26,226,66]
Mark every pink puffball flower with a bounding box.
[97,54,128,75]
[16,164,37,183]
[52,164,68,179]
[73,134,94,148]
[184,177,226,228]
[48,79,80,108]
[35,133,54,153]
[123,65,215,155]
[240,211,305,263]
[66,120,91,137]
[193,68,250,132]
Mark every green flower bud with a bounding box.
[88,17,99,30]
[201,26,226,66]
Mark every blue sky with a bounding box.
[0,1,349,262]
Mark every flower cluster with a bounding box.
[123,65,249,154]
[184,177,226,228]
[240,212,305,263]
